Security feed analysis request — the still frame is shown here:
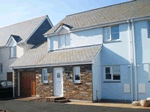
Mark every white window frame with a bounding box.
[103,25,120,42]
[0,63,2,74]
[73,66,81,83]
[148,21,150,38]
[58,35,70,48]
[10,46,17,58]
[104,66,121,81]
[148,64,150,81]
[42,68,48,83]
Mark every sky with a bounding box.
[0,0,130,27]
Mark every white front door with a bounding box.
[53,67,63,97]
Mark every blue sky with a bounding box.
[0,0,129,27]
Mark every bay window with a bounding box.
[104,25,119,42]
[104,66,120,81]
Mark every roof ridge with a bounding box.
[0,15,47,29]
[66,0,138,17]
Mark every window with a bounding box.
[10,46,16,58]
[0,63,2,74]
[148,21,150,38]
[73,66,81,83]
[42,68,48,83]
[104,66,120,81]
[104,25,119,42]
[58,35,70,48]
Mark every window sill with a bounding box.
[104,40,121,43]
[103,81,121,83]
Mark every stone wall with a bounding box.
[36,71,53,97]
[63,65,92,101]
[14,65,92,101]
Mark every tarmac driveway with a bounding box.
[0,99,149,112]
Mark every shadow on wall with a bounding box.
[101,46,130,65]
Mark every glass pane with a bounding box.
[113,66,120,73]
[7,81,12,86]
[65,35,70,46]
[112,26,119,40]
[1,81,6,87]
[148,21,150,38]
[0,64,2,73]
[104,27,111,41]
[113,74,120,80]
[106,74,111,79]
[57,73,60,78]
[75,74,80,80]
[105,67,110,73]
[59,36,65,48]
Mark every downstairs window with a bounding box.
[104,66,120,81]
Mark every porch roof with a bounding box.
[10,42,102,69]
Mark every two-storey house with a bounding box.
[10,0,150,102]
[0,15,53,81]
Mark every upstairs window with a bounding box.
[58,35,70,48]
[73,66,81,83]
[0,63,2,74]
[104,25,119,42]
[42,68,48,83]
[10,46,16,58]
[148,21,150,38]
[104,66,120,81]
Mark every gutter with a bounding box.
[10,61,93,69]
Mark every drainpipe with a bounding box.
[13,70,15,98]
[131,19,138,101]
[127,20,133,102]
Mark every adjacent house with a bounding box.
[0,15,53,81]
[10,0,150,102]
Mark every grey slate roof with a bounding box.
[0,15,47,47]
[10,42,102,68]
[45,0,150,35]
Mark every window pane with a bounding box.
[112,26,119,40]
[75,74,80,80]
[148,21,150,38]
[106,74,111,79]
[59,36,65,48]
[105,67,110,73]
[65,35,70,46]
[0,64,2,73]
[104,27,111,41]
[10,46,16,57]
[57,73,60,78]
[113,74,120,80]
[113,66,120,73]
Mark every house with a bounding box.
[0,15,53,81]
[10,0,150,102]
